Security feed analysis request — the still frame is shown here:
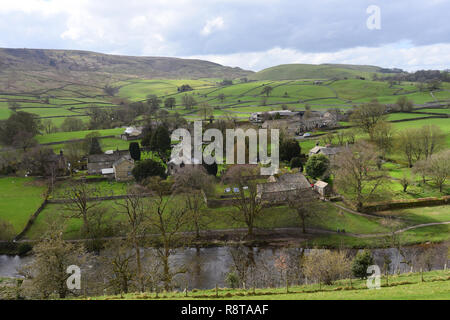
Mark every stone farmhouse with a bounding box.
[308,145,342,159]
[46,150,68,176]
[259,110,337,135]
[113,157,134,181]
[257,172,312,203]
[249,110,299,123]
[87,150,130,175]
[167,155,201,175]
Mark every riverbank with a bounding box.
[1,221,449,255]
[83,270,450,300]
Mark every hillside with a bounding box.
[0,48,252,93]
[250,63,384,80]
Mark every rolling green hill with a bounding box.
[250,63,384,80]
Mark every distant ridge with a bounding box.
[0,48,252,83]
[250,63,385,80]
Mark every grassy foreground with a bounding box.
[83,270,450,300]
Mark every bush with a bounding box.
[305,154,330,179]
[303,250,351,285]
[351,250,374,279]
[132,159,166,182]
[225,271,240,289]
[290,157,303,171]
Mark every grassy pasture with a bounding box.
[36,128,124,144]
[88,270,450,300]
[0,177,46,233]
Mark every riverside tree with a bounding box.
[115,186,149,292]
[222,165,262,237]
[21,225,88,299]
[172,166,215,239]
[146,177,191,291]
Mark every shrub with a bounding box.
[290,157,303,171]
[351,250,374,279]
[280,139,301,162]
[132,159,166,182]
[302,249,351,285]
[203,162,218,176]
[225,271,240,289]
[305,154,330,179]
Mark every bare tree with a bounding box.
[63,180,102,236]
[21,224,88,299]
[412,159,428,184]
[115,185,149,291]
[228,246,254,289]
[397,129,420,167]
[101,240,135,295]
[426,150,449,192]
[350,99,387,140]
[399,174,412,193]
[419,125,445,159]
[287,189,319,233]
[302,249,351,286]
[172,166,215,239]
[222,165,263,237]
[372,121,394,158]
[146,177,190,291]
[334,141,389,211]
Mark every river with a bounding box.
[1,243,448,290]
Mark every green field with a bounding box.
[0,177,46,233]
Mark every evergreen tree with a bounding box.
[129,142,141,161]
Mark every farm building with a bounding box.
[309,146,342,158]
[121,126,143,141]
[113,157,134,181]
[167,155,202,175]
[87,150,130,175]
[46,150,68,176]
[256,172,311,203]
[314,180,331,197]
[261,111,337,134]
[250,110,300,123]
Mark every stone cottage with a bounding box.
[113,157,134,181]
[308,146,341,159]
[257,172,311,203]
[87,150,130,175]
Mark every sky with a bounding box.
[0,0,449,71]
